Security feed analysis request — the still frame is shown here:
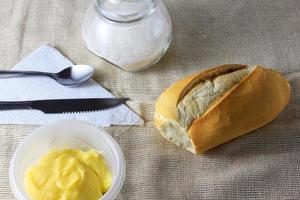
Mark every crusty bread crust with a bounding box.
[188,66,290,153]
[155,64,290,154]
[155,64,248,127]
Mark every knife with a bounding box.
[0,98,129,114]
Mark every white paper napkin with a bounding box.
[0,44,143,126]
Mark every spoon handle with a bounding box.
[0,70,52,78]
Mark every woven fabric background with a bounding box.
[0,0,300,199]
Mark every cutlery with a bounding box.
[0,65,94,86]
[0,98,129,113]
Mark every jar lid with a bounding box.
[94,0,158,23]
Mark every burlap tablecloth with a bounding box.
[0,0,300,199]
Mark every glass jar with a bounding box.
[82,0,172,72]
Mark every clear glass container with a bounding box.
[82,0,172,72]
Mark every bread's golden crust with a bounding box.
[188,66,291,153]
[155,64,248,127]
[178,64,248,102]
[154,111,165,129]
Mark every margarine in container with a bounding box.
[9,120,125,200]
[25,148,112,200]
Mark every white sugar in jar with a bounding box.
[82,0,172,72]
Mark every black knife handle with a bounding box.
[0,101,33,110]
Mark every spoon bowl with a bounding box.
[54,65,95,86]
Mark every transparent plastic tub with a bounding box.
[9,120,125,200]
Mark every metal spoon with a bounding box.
[0,65,95,86]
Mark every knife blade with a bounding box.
[0,98,129,114]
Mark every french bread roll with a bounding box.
[155,64,290,154]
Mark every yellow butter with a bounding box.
[25,148,112,200]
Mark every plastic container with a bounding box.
[9,120,125,200]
